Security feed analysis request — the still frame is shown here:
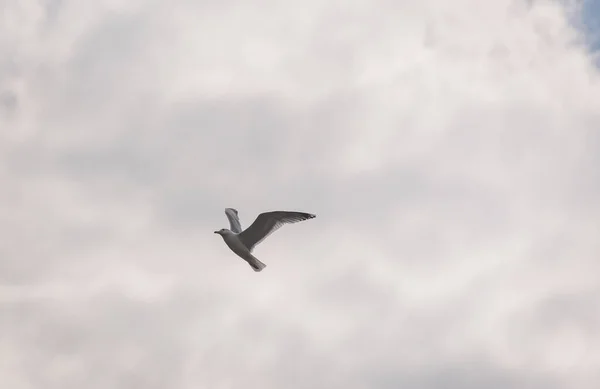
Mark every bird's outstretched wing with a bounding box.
[225,208,242,233]
[238,211,315,251]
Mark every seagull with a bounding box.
[214,208,316,272]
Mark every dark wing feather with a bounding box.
[238,211,315,251]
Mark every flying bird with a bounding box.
[214,208,316,272]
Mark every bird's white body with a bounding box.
[219,229,266,271]
[214,208,315,272]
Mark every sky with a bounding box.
[1,0,600,388]
[580,0,600,54]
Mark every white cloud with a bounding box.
[1,0,599,388]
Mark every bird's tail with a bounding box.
[247,255,266,272]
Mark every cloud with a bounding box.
[1,0,599,388]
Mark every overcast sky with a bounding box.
[2,0,600,388]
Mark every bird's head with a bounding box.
[214,228,228,235]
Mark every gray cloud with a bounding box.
[1,0,599,388]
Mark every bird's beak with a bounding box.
[214,231,219,234]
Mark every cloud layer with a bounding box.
[2,0,599,388]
